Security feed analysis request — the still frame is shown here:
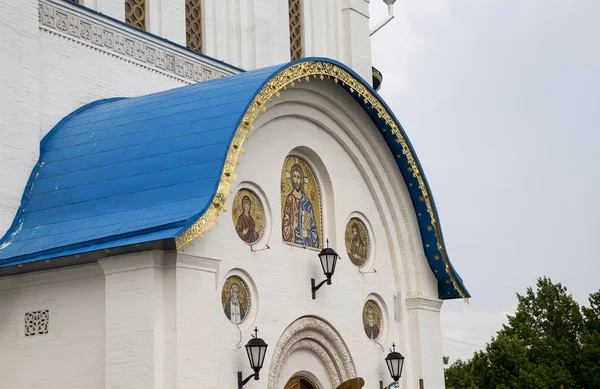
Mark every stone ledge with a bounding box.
[405,297,443,312]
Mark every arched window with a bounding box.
[125,0,146,30]
[288,0,303,61]
[186,0,203,53]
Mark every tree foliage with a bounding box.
[445,277,600,389]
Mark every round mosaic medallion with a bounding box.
[345,218,370,267]
[221,275,251,325]
[231,188,265,245]
[362,299,383,340]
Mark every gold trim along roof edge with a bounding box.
[174,59,469,301]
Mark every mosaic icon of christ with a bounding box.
[282,162,319,248]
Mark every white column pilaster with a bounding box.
[169,254,221,389]
[99,251,167,389]
[340,0,372,83]
[405,297,446,389]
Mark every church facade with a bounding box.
[0,1,469,388]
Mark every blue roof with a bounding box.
[0,58,469,299]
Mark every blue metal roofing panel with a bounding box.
[0,58,468,299]
[0,65,279,263]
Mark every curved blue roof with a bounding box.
[0,58,469,299]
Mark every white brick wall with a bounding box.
[0,77,446,389]
[97,0,124,22]
[158,0,186,46]
[100,252,166,389]
[0,264,105,389]
[0,2,444,387]
[203,0,372,77]
[179,81,444,388]
[38,30,186,135]
[0,0,41,235]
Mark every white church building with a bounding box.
[0,0,470,388]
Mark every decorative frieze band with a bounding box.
[38,0,239,84]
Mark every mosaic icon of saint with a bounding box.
[231,189,265,245]
[236,195,257,244]
[224,283,246,325]
[222,276,251,325]
[362,300,382,340]
[282,163,319,248]
[345,218,369,267]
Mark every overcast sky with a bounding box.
[369,0,600,361]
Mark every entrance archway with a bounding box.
[284,376,319,389]
[267,316,356,389]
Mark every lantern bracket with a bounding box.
[311,277,331,299]
[380,381,400,389]
[237,371,258,389]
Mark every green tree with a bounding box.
[580,289,600,388]
[445,357,477,389]
[501,277,583,388]
[444,277,594,389]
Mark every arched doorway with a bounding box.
[284,376,319,389]
[267,316,357,389]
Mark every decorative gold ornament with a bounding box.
[288,0,303,60]
[174,60,468,300]
[185,0,202,53]
[125,0,145,30]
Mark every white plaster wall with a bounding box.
[0,77,446,389]
[96,0,124,22]
[38,31,186,137]
[204,0,288,70]
[340,0,372,83]
[0,0,40,237]
[1,8,201,237]
[203,0,371,77]
[0,264,105,389]
[181,81,444,388]
[150,0,186,46]
[303,0,341,62]
[279,350,330,389]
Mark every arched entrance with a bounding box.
[284,376,319,389]
[267,316,357,389]
[284,376,366,389]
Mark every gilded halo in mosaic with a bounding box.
[281,155,323,250]
[221,276,251,325]
[345,218,370,267]
[231,189,265,245]
[362,299,383,341]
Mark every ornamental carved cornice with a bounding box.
[38,0,238,84]
[267,316,356,389]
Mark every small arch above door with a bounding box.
[285,376,319,389]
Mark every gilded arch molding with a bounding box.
[174,59,469,300]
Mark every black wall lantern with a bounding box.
[238,327,268,389]
[311,239,339,299]
[380,343,405,389]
